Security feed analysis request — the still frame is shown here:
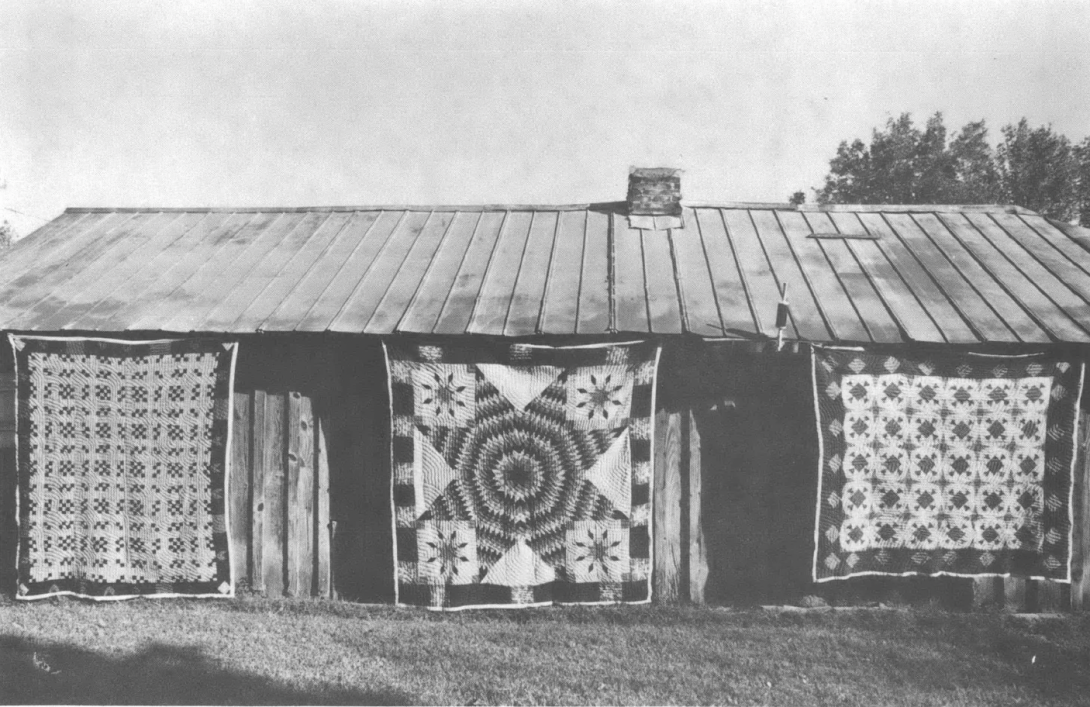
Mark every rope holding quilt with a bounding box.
[812,347,1084,582]
[386,341,660,609]
[13,336,237,600]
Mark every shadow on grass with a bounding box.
[0,634,416,705]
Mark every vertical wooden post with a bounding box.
[972,576,1002,610]
[315,411,332,599]
[1004,577,1027,612]
[1071,410,1090,611]
[286,391,315,597]
[262,392,286,596]
[250,390,267,593]
[653,409,683,602]
[229,392,252,590]
[689,409,708,604]
[314,346,334,599]
[1034,580,1066,613]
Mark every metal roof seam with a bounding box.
[433,211,493,334]
[193,212,315,330]
[1024,216,1090,281]
[636,229,655,333]
[1016,215,1090,289]
[164,209,287,331]
[745,208,800,341]
[877,211,985,343]
[5,212,144,329]
[392,210,463,334]
[904,212,1016,342]
[356,210,442,334]
[238,211,337,331]
[257,211,361,331]
[664,227,691,335]
[48,211,189,330]
[143,211,268,330]
[853,212,955,342]
[411,210,483,334]
[68,211,216,330]
[717,209,763,338]
[771,209,840,342]
[982,213,1090,337]
[323,210,407,331]
[127,212,263,331]
[803,220,877,342]
[1047,219,1090,256]
[533,210,565,335]
[573,210,591,334]
[0,211,92,277]
[465,210,511,334]
[813,212,914,343]
[501,211,544,336]
[0,212,108,297]
[936,212,1068,342]
[688,209,729,338]
[183,210,298,330]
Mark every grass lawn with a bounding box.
[2,597,1090,706]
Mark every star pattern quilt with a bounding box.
[14,336,237,600]
[386,341,660,609]
[812,348,1084,582]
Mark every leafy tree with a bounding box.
[997,119,1081,222]
[0,221,11,249]
[811,113,1089,226]
[1071,136,1090,227]
[948,119,1003,203]
[815,112,999,205]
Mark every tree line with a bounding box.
[799,113,1090,227]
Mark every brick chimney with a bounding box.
[626,167,683,230]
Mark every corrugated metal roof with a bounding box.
[3,202,1090,343]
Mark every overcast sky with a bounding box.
[2,0,1088,236]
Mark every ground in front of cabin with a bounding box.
[1,597,1089,706]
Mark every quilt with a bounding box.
[13,336,237,600]
[812,347,1084,582]
[386,341,660,609]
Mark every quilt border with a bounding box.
[811,345,1085,583]
[11,335,239,601]
[384,339,661,610]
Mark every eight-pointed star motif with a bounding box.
[573,527,622,575]
[421,371,468,417]
[419,366,630,572]
[420,523,478,584]
[576,373,624,421]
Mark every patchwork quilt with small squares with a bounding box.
[812,348,1084,582]
[14,337,237,600]
[386,341,660,609]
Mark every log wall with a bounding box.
[229,335,392,600]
